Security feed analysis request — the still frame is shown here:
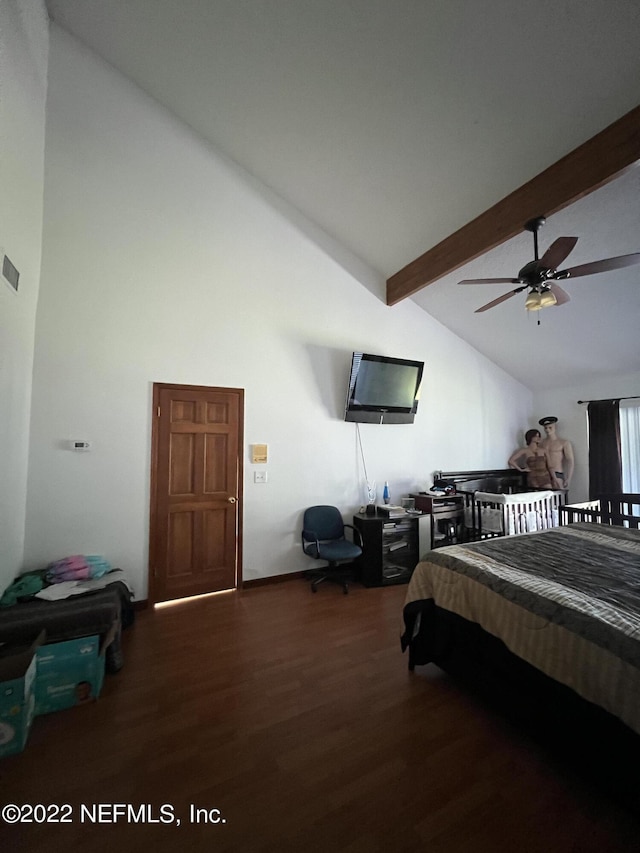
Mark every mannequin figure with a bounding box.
[508,429,561,490]
[539,416,574,491]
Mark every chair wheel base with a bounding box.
[307,566,352,595]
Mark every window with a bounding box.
[620,401,640,493]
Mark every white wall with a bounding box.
[23,26,532,598]
[534,371,640,503]
[0,0,48,594]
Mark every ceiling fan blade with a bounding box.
[459,277,520,286]
[556,252,640,279]
[538,237,578,271]
[549,283,571,306]
[475,288,523,313]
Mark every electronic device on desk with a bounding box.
[430,478,457,495]
[377,504,407,518]
[401,497,422,516]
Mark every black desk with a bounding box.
[353,512,422,587]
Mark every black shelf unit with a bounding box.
[353,513,420,587]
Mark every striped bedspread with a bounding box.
[404,523,640,735]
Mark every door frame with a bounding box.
[148,382,244,605]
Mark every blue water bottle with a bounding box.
[383,481,390,505]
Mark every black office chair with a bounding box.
[301,505,363,594]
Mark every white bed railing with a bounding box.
[466,490,566,539]
[560,494,640,528]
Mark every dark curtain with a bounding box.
[587,400,622,499]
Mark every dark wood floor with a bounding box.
[3,579,639,852]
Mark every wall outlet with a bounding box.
[254,471,268,483]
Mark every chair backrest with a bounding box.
[303,505,345,541]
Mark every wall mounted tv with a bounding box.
[344,352,424,424]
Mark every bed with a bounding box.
[438,468,529,495]
[401,519,640,800]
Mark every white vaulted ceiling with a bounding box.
[45,0,640,390]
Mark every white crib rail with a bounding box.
[472,490,565,537]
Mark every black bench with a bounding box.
[0,581,133,673]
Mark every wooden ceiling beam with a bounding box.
[386,104,640,305]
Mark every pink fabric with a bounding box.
[46,555,91,583]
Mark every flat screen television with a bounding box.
[344,352,424,424]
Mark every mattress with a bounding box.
[403,523,640,736]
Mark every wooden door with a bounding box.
[149,383,243,603]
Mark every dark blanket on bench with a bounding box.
[0,581,134,673]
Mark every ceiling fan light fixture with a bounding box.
[525,291,542,311]
[525,289,557,311]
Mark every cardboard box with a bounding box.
[0,630,45,758]
[35,635,105,715]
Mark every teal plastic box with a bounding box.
[35,635,105,715]
[0,631,45,758]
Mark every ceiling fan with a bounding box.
[458,215,640,314]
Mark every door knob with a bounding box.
[227,496,237,504]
